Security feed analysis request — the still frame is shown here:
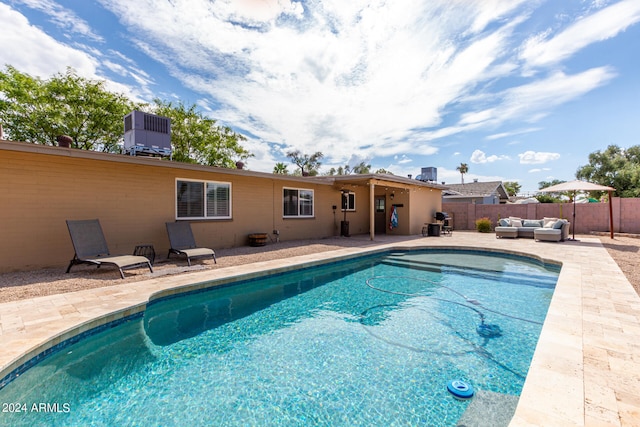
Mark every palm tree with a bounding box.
[273,162,289,174]
[352,161,372,174]
[456,163,469,184]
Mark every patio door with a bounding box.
[374,196,386,234]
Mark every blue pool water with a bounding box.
[0,250,558,426]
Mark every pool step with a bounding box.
[456,390,519,427]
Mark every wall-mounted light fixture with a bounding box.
[390,193,395,201]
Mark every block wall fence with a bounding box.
[442,199,640,234]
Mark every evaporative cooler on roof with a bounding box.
[416,167,437,182]
[123,111,172,157]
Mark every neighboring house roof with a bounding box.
[443,181,509,201]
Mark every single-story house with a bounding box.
[442,180,509,204]
[0,140,445,272]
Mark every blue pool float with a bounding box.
[447,379,474,399]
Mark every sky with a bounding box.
[1,0,639,193]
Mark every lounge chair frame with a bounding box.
[166,222,216,266]
[65,219,153,279]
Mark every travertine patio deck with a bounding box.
[1,232,639,426]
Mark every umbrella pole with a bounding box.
[609,190,614,239]
[570,195,577,241]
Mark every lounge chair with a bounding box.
[65,219,153,279]
[166,222,216,266]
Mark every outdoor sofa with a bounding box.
[495,217,570,242]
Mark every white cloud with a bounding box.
[228,0,304,22]
[394,155,413,165]
[485,127,541,140]
[92,0,532,163]
[15,0,104,42]
[528,167,551,173]
[2,0,635,178]
[520,0,640,68]
[0,3,98,78]
[470,149,509,164]
[518,151,560,164]
[0,4,153,102]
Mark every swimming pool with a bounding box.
[0,249,558,426]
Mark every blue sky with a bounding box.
[1,0,639,192]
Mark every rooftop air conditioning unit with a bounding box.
[416,167,437,182]
[123,111,172,157]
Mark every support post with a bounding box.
[370,181,375,240]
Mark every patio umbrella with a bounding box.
[538,180,615,240]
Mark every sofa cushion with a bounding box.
[498,218,510,226]
[510,219,523,228]
[523,219,543,228]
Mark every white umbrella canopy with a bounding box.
[538,180,614,193]
[538,180,615,239]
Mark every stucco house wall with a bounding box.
[1,141,444,272]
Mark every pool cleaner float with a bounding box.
[447,379,474,399]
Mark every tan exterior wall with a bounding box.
[1,142,444,272]
[409,187,443,234]
[0,145,337,272]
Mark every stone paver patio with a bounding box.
[1,231,639,426]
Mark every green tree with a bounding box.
[576,145,640,197]
[0,65,137,151]
[375,168,394,175]
[352,161,371,174]
[536,179,566,203]
[286,150,323,176]
[456,163,469,184]
[152,99,251,168]
[326,162,371,175]
[503,181,521,197]
[273,162,289,174]
[326,165,351,175]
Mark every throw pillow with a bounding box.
[543,220,556,228]
[499,218,510,226]
[510,219,523,228]
[553,220,565,229]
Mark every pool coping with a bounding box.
[1,233,639,425]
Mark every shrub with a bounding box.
[475,217,492,233]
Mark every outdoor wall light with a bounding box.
[390,193,395,200]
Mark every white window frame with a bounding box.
[176,178,232,220]
[283,187,315,218]
[342,191,356,211]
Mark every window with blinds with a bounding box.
[176,179,231,219]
